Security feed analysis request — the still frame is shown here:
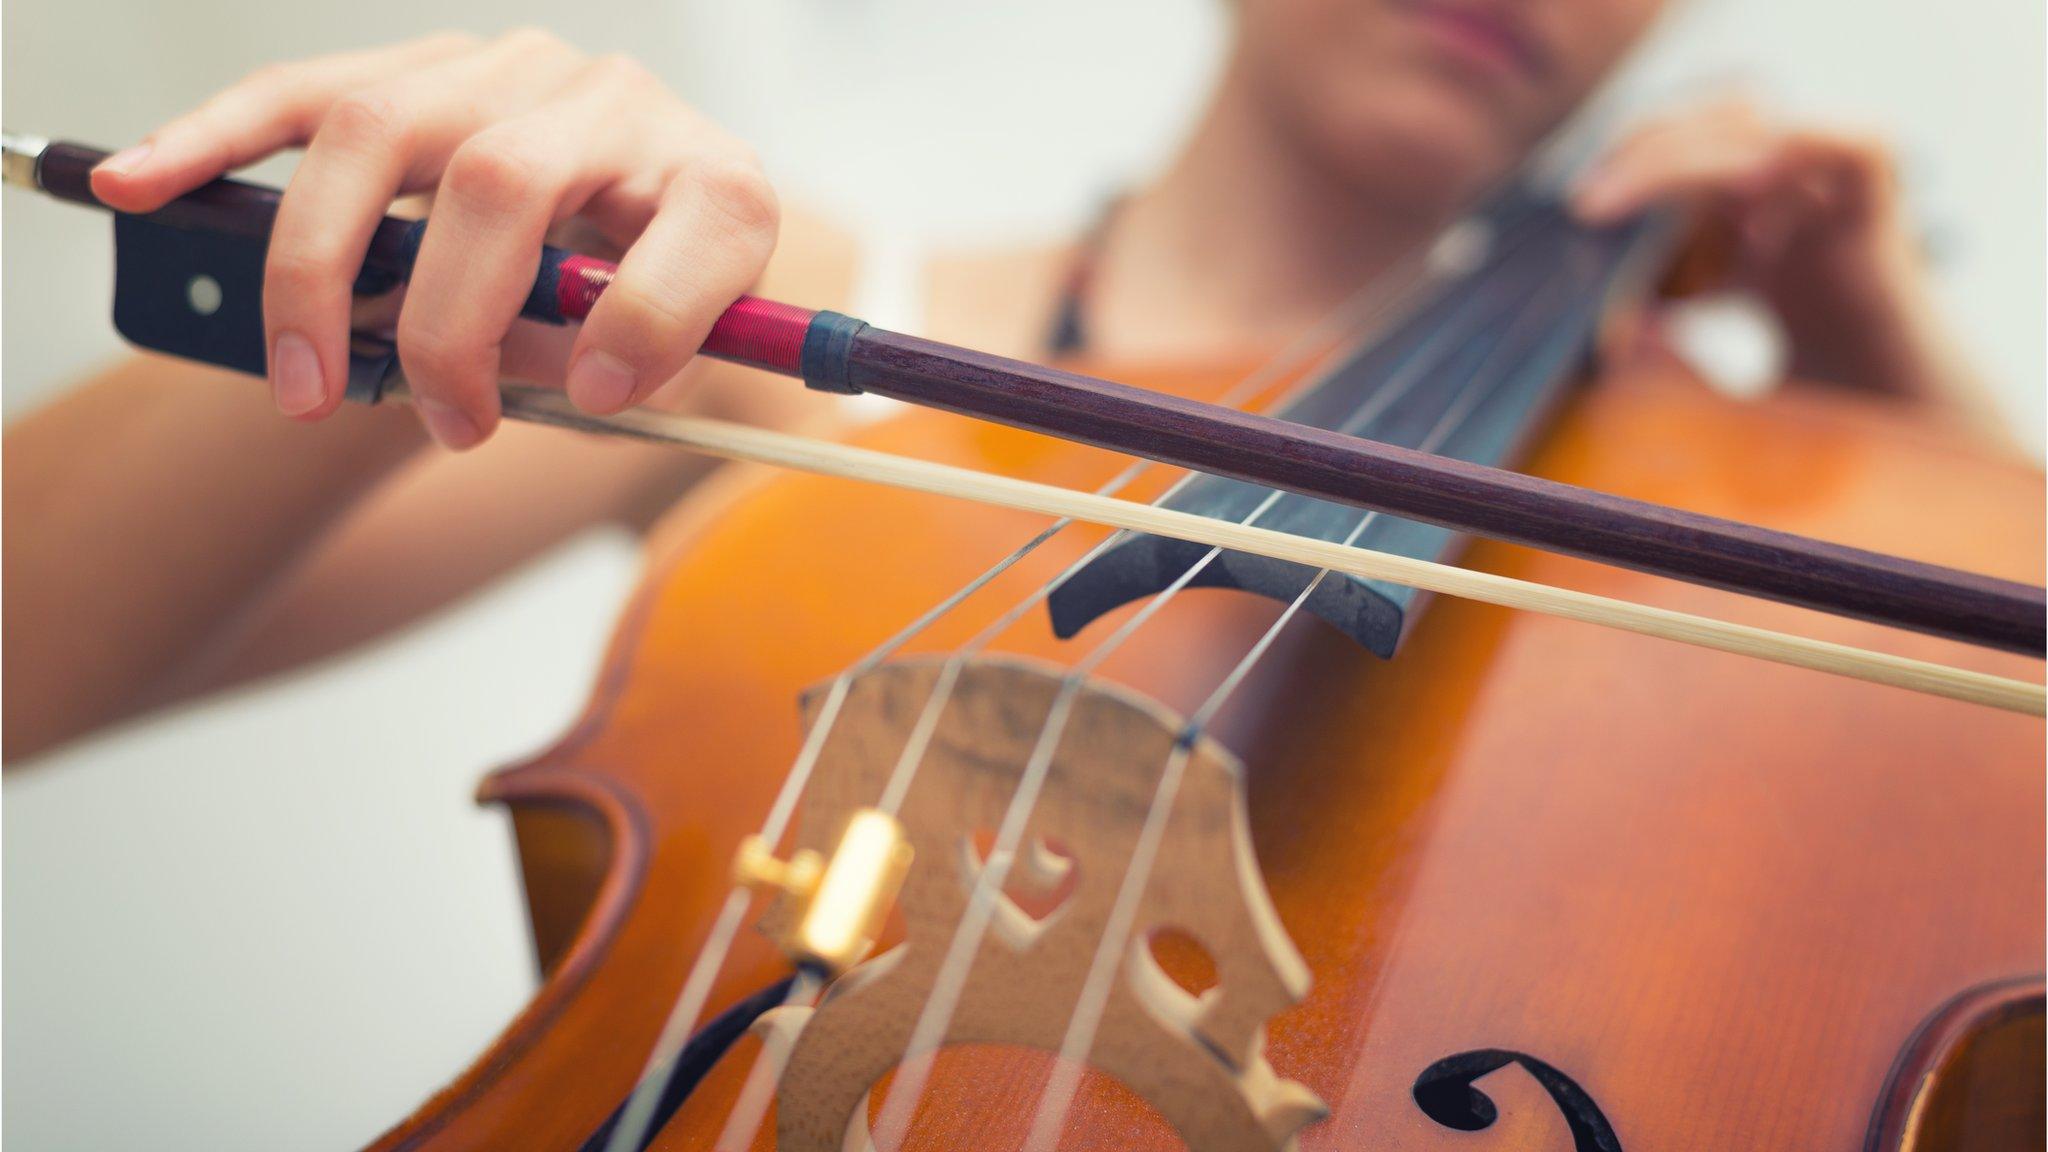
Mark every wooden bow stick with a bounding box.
[11,133,2040,657]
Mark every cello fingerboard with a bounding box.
[1046,195,1659,658]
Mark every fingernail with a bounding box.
[95,142,154,177]
[567,350,638,413]
[1571,181,1625,221]
[416,398,482,449]
[270,332,326,416]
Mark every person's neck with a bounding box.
[1091,60,1447,358]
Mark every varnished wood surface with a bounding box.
[1869,978,2044,1151]
[368,355,2044,1152]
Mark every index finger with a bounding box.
[88,33,479,213]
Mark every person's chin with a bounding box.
[1324,83,1516,211]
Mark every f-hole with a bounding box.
[1413,1048,1621,1151]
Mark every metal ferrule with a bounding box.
[2,131,50,190]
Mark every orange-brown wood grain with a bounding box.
[367,354,2045,1152]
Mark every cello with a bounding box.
[5,132,2042,1150]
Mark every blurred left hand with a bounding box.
[1572,97,1955,402]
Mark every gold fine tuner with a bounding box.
[733,809,914,975]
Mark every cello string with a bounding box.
[594,323,1350,1152]
[868,512,1255,1151]
[905,253,1589,1147]
[868,215,1559,821]
[863,250,1579,1152]
[1015,246,1616,1151]
[702,241,1518,1152]
[856,204,1546,823]
[713,214,1565,1152]
[596,208,1505,1152]
[1018,222,1690,1148]
[708,966,824,1152]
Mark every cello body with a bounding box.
[368,351,2044,1151]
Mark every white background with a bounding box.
[3,2,2043,1148]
